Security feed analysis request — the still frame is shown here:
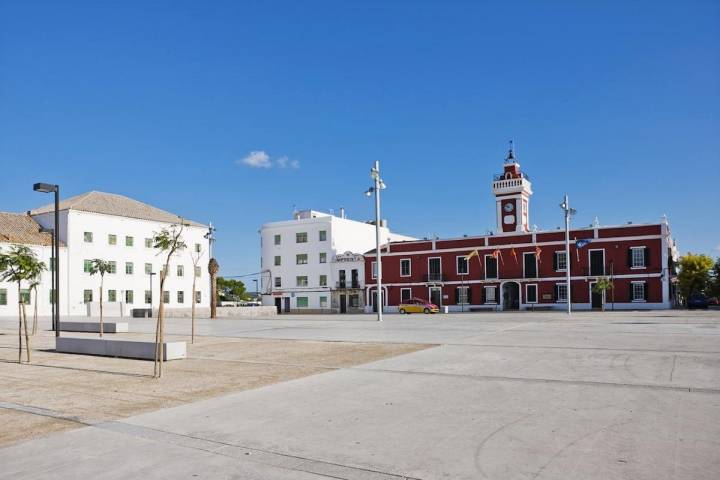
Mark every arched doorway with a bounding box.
[502,282,520,310]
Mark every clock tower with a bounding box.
[492,143,533,233]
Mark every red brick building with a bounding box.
[364,147,679,311]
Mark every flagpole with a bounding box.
[560,194,575,315]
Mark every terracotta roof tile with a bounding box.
[0,213,54,247]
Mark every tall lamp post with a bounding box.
[33,183,60,337]
[364,161,386,322]
[39,227,55,331]
[253,279,259,301]
[559,194,576,315]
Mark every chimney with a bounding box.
[339,207,346,219]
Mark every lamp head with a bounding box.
[33,182,57,193]
[364,188,373,197]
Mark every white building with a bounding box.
[260,209,415,313]
[0,191,211,318]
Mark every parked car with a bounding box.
[688,293,709,309]
[706,297,719,307]
[399,298,440,314]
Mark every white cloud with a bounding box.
[237,151,299,170]
[239,151,271,168]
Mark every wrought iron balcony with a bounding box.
[423,273,446,282]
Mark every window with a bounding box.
[485,256,498,280]
[456,256,469,275]
[296,276,308,287]
[145,238,153,248]
[319,275,327,287]
[371,261,377,279]
[84,259,93,273]
[555,284,568,302]
[0,289,7,305]
[631,282,647,302]
[526,284,538,303]
[319,296,328,308]
[20,289,30,304]
[84,290,93,303]
[195,243,201,253]
[296,254,308,265]
[428,257,441,281]
[195,291,202,304]
[296,232,308,243]
[400,259,411,277]
[630,247,647,268]
[108,234,117,245]
[145,263,153,275]
[49,289,56,304]
[456,286,470,304]
[274,255,281,266]
[554,252,567,272]
[349,294,359,307]
[125,236,134,247]
[523,253,537,278]
[194,266,201,277]
[485,286,496,303]
[177,291,185,304]
[125,290,134,304]
[145,290,152,304]
[274,234,281,245]
[162,291,170,304]
[177,265,184,277]
[84,232,93,243]
[108,261,117,274]
[296,297,308,308]
[274,277,282,288]
[589,250,605,276]
[126,262,134,275]
[108,290,117,302]
[319,230,327,241]
[401,288,412,303]
[319,252,327,263]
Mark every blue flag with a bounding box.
[576,239,592,248]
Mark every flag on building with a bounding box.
[576,239,592,248]
[492,248,504,264]
[511,248,518,264]
[535,246,542,263]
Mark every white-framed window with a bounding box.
[485,255,498,280]
[274,234,281,245]
[177,265,184,277]
[400,258,411,277]
[319,275,327,287]
[145,263,153,275]
[84,259,93,273]
[83,289,93,303]
[274,277,281,288]
[177,291,185,304]
[428,257,442,281]
[555,251,567,272]
[145,290,152,304]
[525,284,538,303]
[125,262,134,275]
[523,252,537,278]
[296,254,308,265]
[555,283,568,303]
[145,237,153,248]
[319,252,327,263]
[108,234,117,245]
[274,255,281,266]
[631,247,646,268]
[631,282,646,302]
[125,290,134,304]
[371,261,377,279]
[296,232,308,243]
[456,256,469,275]
[484,286,496,303]
[108,261,117,274]
[296,297,308,308]
[296,276,308,287]
[319,296,328,308]
[456,286,470,304]
[319,230,327,241]
[400,288,412,302]
[125,236,134,247]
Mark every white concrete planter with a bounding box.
[56,337,186,361]
[59,322,129,333]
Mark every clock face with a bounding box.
[503,202,514,213]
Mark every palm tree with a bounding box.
[89,259,112,337]
[152,223,187,378]
[208,258,219,319]
[592,276,614,311]
[0,245,46,363]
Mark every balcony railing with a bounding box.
[335,281,361,289]
[423,273,446,282]
[493,172,531,181]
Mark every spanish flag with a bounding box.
[511,248,518,264]
[535,246,542,263]
[465,249,480,261]
[492,248,504,265]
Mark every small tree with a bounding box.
[709,257,720,299]
[0,245,46,363]
[89,259,112,337]
[190,247,203,344]
[592,277,614,311]
[152,223,186,378]
[677,253,714,304]
[208,258,219,319]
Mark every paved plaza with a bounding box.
[1,309,719,479]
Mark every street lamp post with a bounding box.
[253,279,258,301]
[559,194,576,315]
[364,161,386,322]
[33,183,60,337]
[39,227,55,331]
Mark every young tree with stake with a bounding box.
[592,276,614,311]
[89,259,112,337]
[152,223,186,378]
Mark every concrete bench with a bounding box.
[59,322,129,333]
[56,337,186,361]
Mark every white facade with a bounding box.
[260,210,415,313]
[1,193,211,318]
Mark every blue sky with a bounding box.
[1,0,718,281]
